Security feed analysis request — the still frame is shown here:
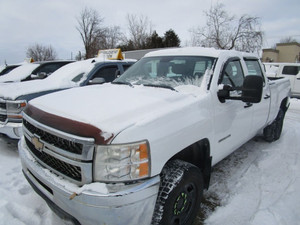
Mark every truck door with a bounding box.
[213,58,253,162]
[244,58,271,136]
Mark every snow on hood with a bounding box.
[0,80,51,100]
[0,63,40,82]
[29,83,201,141]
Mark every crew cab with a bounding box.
[0,60,73,83]
[264,62,300,98]
[0,54,135,139]
[19,47,290,225]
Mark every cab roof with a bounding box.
[144,47,259,60]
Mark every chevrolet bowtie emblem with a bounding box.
[31,135,44,152]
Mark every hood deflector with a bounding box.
[24,104,113,145]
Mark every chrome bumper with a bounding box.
[19,137,160,225]
[0,121,22,139]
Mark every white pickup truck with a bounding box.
[19,47,290,225]
[264,62,300,98]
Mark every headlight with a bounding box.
[93,140,150,182]
[7,100,27,119]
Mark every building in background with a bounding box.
[262,42,300,63]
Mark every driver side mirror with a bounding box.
[30,72,48,80]
[241,75,263,103]
[88,77,106,85]
[218,75,263,103]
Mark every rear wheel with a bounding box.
[274,109,285,141]
[263,108,285,142]
[152,160,203,225]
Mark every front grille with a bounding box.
[0,114,7,122]
[25,137,82,181]
[23,119,83,155]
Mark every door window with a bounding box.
[93,65,119,82]
[244,59,265,85]
[219,60,244,88]
[33,63,66,75]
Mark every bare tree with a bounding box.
[190,3,263,53]
[126,14,153,49]
[279,36,298,43]
[76,7,106,58]
[101,26,123,49]
[26,44,57,61]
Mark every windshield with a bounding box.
[114,56,215,89]
[45,59,96,86]
[0,63,39,82]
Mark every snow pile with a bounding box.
[0,99,299,224]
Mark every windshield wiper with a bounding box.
[112,81,133,87]
[143,83,176,91]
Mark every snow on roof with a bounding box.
[0,63,40,82]
[264,62,300,66]
[144,47,259,59]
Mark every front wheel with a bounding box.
[152,160,203,225]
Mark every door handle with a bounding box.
[244,103,253,108]
[264,94,271,99]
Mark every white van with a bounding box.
[264,62,300,98]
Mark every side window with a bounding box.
[92,65,118,82]
[282,66,299,75]
[71,73,84,83]
[220,60,244,87]
[34,63,64,75]
[244,59,265,84]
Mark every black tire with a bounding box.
[152,160,203,225]
[274,109,285,141]
[263,122,276,142]
[263,108,285,142]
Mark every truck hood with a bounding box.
[26,83,202,144]
[0,79,76,100]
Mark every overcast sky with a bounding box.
[0,0,299,64]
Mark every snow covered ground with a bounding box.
[0,98,299,225]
